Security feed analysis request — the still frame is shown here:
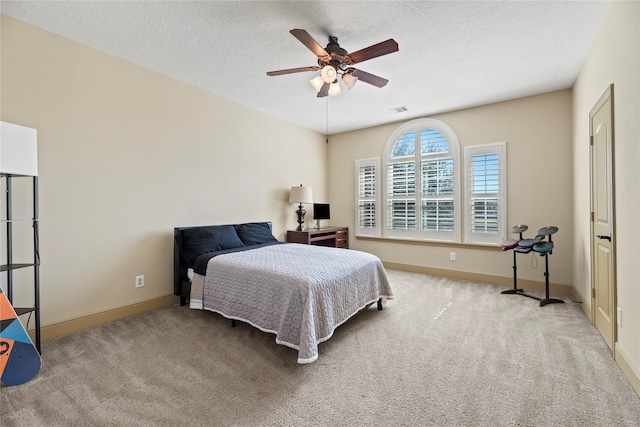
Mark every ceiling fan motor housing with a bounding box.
[319,36,350,72]
[326,36,348,56]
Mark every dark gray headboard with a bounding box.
[173,222,273,305]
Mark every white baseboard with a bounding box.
[571,286,591,322]
[616,344,640,398]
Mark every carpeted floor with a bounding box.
[2,270,639,426]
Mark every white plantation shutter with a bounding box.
[420,128,449,153]
[421,158,455,232]
[464,142,506,244]
[387,160,416,230]
[383,119,461,241]
[388,161,416,196]
[388,200,416,230]
[470,153,499,233]
[355,158,380,237]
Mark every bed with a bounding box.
[173,222,393,364]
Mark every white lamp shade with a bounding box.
[309,75,325,92]
[328,81,342,97]
[320,65,337,84]
[289,185,313,204]
[0,121,38,176]
[342,73,358,90]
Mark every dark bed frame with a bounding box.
[173,222,274,306]
[173,225,193,306]
[173,221,383,311]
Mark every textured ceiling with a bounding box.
[1,1,611,135]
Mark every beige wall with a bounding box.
[0,16,327,326]
[572,1,640,385]
[328,90,574,285]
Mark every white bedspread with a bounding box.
[190,243,393,363]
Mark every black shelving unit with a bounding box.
[1,173,40,353]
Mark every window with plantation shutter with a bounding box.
[383,119,461,241]
[355,158,380,237]
[464,142,506,245]
[421,158,455,232]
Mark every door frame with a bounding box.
[589,84,617,351]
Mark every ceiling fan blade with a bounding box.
[346,39,399,64]
[290,29,330,58]
[267,66,320,76]
[317,82,330,97]
[349,68,389,88]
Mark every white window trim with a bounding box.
[382,118,461,242]
[463,142,507,245]
[354,157,380,237]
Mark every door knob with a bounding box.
[596,233,612,242]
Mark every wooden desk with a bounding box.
[286,227,348,249]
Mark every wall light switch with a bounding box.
[617,307,622,327]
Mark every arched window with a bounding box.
[355,118,506,243]
[383,119,461,242]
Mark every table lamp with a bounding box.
[288,184,313,231]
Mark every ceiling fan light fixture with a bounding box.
[342,73,358,90]
[328,81,342,97]
[320,65,337,84]
[309,75,325,92]
[267,29,398,98]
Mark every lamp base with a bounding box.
[296,203,306,231]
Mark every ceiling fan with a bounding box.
[266,29,399,97]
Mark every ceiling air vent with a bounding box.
[389,106,408,113]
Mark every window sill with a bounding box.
[354,235,503,251]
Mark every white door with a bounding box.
[590,85,616,352]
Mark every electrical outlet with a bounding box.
[450,252,456,261]
[135,275,144,288]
